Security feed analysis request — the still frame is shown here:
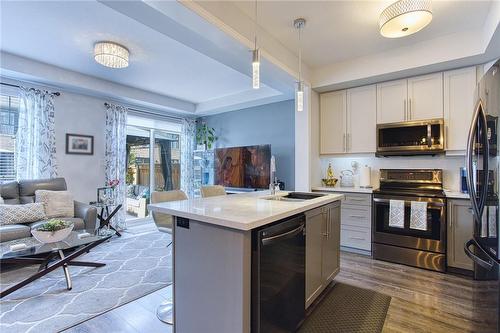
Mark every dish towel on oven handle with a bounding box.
[410,201,428,231]
[389,200,405,228]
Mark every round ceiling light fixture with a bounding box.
[94,41,129,68]
[379,0,432,38]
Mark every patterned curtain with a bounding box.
[16,87,57,180]
[104,103,128,230]
[180,118,196,197]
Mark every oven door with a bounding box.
[372,194,446,253]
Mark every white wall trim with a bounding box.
[0,51,196,115]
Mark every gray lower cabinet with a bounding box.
[447,199,474,271]
[340,193,372,252]
[305,201,341,308]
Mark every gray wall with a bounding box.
[199,100,295,190]
[55,91,106,203]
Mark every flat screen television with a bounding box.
[214,144,271,189]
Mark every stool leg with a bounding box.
[156,299,173,325]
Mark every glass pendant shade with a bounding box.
[252,49,260,89]
[296,82,304,112]
[94,42,129,68]
[379,0,432,38]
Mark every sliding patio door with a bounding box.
[125,115,181,221]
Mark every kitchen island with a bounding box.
[148,191,343,333]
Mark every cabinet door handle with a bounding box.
[404,99,407,120]
[349,215,366,219]
[343,134,346,152]
[445,125,448,149]
[327,209,331,239]
[409,98,412,119]
[349,236,365,241]
[448,206,452,229]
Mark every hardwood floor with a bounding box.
[338,252,498,333]
[63,251,497,333]
[62,286,173,333]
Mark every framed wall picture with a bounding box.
[66,133,94,155]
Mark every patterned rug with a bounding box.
[0,231,172,333]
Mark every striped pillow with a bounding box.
[35,190,74,218]
[0,203,46,225]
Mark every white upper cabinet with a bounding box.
[444,67,477,152]
[347,85,376,153]
[407,72,443,121]
[376,79,407,124]
[320,90,346,154]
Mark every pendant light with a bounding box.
[379,0,432,38]
[294,18,306,112]
[252,0,260,89]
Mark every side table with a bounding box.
[89,202,123,237]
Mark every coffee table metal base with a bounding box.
[0,236,109,298]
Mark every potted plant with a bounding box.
[31,219,74,243]
[196,123,217,150]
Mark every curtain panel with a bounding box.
[181,118,196,197]
[16,87,57,180]
[104,103,128,229]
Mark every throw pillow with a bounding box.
[0,203,46,225]
[35,190,74,218]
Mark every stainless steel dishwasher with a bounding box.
[251,214,306,333]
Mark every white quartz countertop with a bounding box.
[444,190,470,199]
[148,191,344,231]
[312,186,375,194]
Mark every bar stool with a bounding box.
[200,185,226,197]
[151,190,188,325]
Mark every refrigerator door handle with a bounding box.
[464,238,495,271]
[466,101,481,219]
[466,100,489,222]
[478,102,489,217]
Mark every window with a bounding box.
[0,93,19,181]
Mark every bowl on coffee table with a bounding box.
[31,219,74,244]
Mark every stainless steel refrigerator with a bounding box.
[464,59,500,332]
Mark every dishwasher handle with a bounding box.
[261,224,304,246]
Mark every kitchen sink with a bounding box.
[284,192,326,200]
[262,192,326,202]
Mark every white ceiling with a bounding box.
[0,1,293,114]
[233,0,493,69]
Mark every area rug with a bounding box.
[299,282,391,333]
[0,231,172,333]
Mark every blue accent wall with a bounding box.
[198,100,295,190]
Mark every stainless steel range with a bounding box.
[372,169,447,272]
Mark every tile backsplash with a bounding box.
[316,154,466,191]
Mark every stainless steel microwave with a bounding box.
[376,118,445,156]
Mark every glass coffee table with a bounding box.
[0,231,111,298]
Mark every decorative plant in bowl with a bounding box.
[31,219,74,244]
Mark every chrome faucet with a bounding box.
[269,155,279,195]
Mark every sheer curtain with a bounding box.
[105,103,128,230]
[16,87,57,180]
[180,118,196,197]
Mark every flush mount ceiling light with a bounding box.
[379,0,432,38]
[94,41,129,68]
